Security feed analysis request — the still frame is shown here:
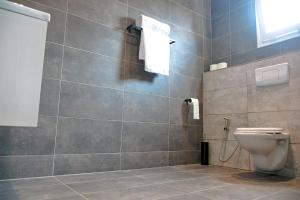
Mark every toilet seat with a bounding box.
[235,128,283,134]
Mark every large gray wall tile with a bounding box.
[122,122,169,152]
[30,0,68,11]
[65,14,125,58]
[0,155,53,179]
[170,2,204,34]
[54,153,120,175]
[121,152,169,170]
[124,62,169,97]
[39,78,60,116]
[128,0,170,21]
[171,26,204,57]
[123,92,169,123]
[211,0,229,19]
[212,35,230,60]
[212,14,229,39]
[0,116,56,156]
[203,87,247,114]
[170,50,204,78]
[173,0,204,15]
[62,47,123,89]
[56,118,122,154]
[68,0,127,30]
[43,43,63,79]
[247,78,300,112]
[170,71,202,99]
[230,26,257,55]
[229,2,255,32]
[11,0,66,44]
[169,151,200,165]
[203,65,247,91]
[59,82,123,120]
[169,125,201,151]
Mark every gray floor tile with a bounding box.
[57,171,133,184]
[85,189,143,200]
[127,184,186,200]
[257,189,300,200]
[125,167,179,176]
[66,179,126,194]
[0,177,59,192]
[0,184,78,200]
[169,177,230,193]
[160,193,211,200]
[196,184,285,200]
[138,171,209,185]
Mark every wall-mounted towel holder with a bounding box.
[126,24,176,44]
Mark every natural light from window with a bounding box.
[261,0,300,33]
[256,0,300,47]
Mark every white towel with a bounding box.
[190,98,200,120]
[136,15,170,76]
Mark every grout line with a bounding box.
[228,0,232,66]
[24,0,67,13]
[152,184,230,200]
[54,177,89,200]
[119,0,129,171]
[253,187,291,200]
[169,0,210,19]
[51,0,69,176]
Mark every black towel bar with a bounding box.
[126,24,176,44]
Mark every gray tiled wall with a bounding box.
[0,0,210,179]
[210,0,300,71]
[203,52,300,177]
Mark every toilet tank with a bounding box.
[0,1,50,127]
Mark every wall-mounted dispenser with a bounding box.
[255,63,289,87]
[0,1,50,127]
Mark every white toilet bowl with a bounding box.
[234,128,289,172]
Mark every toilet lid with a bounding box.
[235,128,283,134]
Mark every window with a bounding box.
[255,0,300,47]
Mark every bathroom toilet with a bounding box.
[234,128,289,173]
